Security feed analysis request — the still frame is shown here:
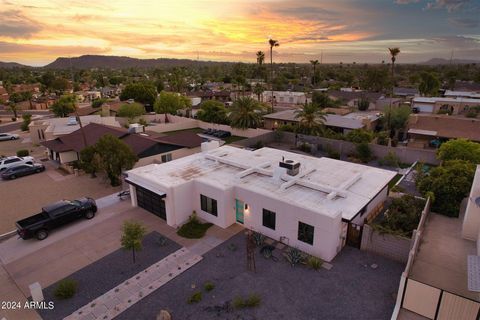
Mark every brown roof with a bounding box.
[121,134,159,154]
[156,131,203,148]
[408,114,480,141]
[71,107,98,116]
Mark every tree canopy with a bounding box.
[117,102,146,120]
[294,103,326,135]
[418,72,440,96]
[50,95,77,117]
[120,82,157,105]
[417,160,475,217]
[229,97,264,129]
[196,100,229,124]
[346,128,375,144]
[154,91,191,122]
[437,139,480,164]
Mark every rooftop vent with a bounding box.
[66,117,78,126]
[279,158,300,176]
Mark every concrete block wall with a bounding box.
[360,224,413,263]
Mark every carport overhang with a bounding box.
[125,178,166,198]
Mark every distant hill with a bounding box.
[0,61,29,68]
[45,55,231,69]
[420,58,480,65]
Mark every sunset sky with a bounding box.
[0,0,479,66]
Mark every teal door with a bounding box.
[235,199,244,224]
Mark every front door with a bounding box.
[235,199,244,224]
[347,222,363,248]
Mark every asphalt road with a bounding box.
[0,113,52,133]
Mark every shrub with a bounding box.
[177,212,213,239]
[204,282,215,292]
[252,232,265,247]
[299,142,311,153]
[466,111,478,118]
[382,151,400,167]
[356,143,372,163]
[187,291,202,304]
[325,146,340,159]
[307,256,323,271]
[54,279,78,299]
[376,131,389,146]
[357,98,369,111]
[233,294,261,309]
[346,129,374,144]
[156,236,167,247]
[284,247,305,267]
[16,149,29,157]
[252,140,264,149]
[232,296,245,309]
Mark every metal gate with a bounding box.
[347,222,363,248]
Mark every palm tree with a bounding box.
[256,51,265,66]
[310,60,319,86]
[294,102,326,136]
[229,97,264,129]
[269,38,279,113]
[253,83,265,102]
[387,47,400,130]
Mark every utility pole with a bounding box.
[70,58,88,149]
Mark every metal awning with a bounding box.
[408,128,438,136]
[467,255,480,292]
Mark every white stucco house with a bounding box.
[126,144,396,261]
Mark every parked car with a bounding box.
[16,197,97,240]
[0,133,19,141]
[0,156,34,171]
[1,163,45,180]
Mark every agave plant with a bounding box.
[284,247,305,267]
[252,232,265,247]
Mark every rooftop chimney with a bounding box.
[279,159,300,176]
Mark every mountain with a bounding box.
[0,61,29,68]
[45,55,231,69]
[420,58,480,65]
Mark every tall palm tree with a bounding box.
[294,102,326,136]
[387,47,400,131]
[229,97,264,129]
[256,51,265,66]
[269,38,279,113]
[253,83,265,102]
[310,60,319,86]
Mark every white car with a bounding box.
[0,156,35,171]
[0,133,19,141]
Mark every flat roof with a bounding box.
[127,146,396,221]
[413,97,480,104]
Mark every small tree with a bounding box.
[437,139,480,164]
[50,95,77,117]
[117,103,146,121]
[357,98,370,111]
[79,145,100,177]
[93,134,138,186]
[154,91,191,123]
[356,143,372,163]
[196,100,229,124]
[346,129,374,144]
[21,113,32,131]
[121,221,146,264]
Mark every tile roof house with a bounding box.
[41,123,203,166]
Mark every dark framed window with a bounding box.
[200,194,217,216]
[161,153,172,163]
[262,209,276,230]
[298,221,314,245]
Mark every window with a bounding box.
[5,158,20,164]
[161,153,172,163]
[262,209,276,230]
[298,221,314,245]
[200,194,217,216]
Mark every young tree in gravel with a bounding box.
[50,95,77,117]
[121,221,146,264]
[94,134,138,186]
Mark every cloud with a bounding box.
[395,0,420,4]
[0,10,42,38]
[425,0,471,12]
[448,17,479,28]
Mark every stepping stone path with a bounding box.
[64,248,202,320]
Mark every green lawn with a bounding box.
[161,127,205,136]
[388,173,404,189]
[224,135,245,144]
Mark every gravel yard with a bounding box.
[37,232,181,320]
[116,232,404,320]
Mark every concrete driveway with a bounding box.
[0,198,240,320]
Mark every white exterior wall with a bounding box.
[191,180,233,229]
[352,185,388,225]
[59,151,78,163]
[169,182,194,227]
[462,166,480,241]
[235,187,342,262]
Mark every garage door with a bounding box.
[135,186,166,220]
[416,104,434,113]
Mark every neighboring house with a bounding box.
[41,123,203,166]
[407,114,480,148]
[263,109,380,133]
[75,91,102,103]
[188,90,232,103]
[393,87,419,98]
[101,86,121,98]
[126,145,396,262]
[396,166,480,319]
[261,91,310,106]
[412,97,480,115]
[29,115,120,144]
[444,90,480,99]
[375,97,404,112]
[327,90,384,110]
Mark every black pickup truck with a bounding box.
[16,197,97,240]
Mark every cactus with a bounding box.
[284,247,305,267]
[252,232,265,247]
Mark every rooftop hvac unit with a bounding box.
[279,158,300,176]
